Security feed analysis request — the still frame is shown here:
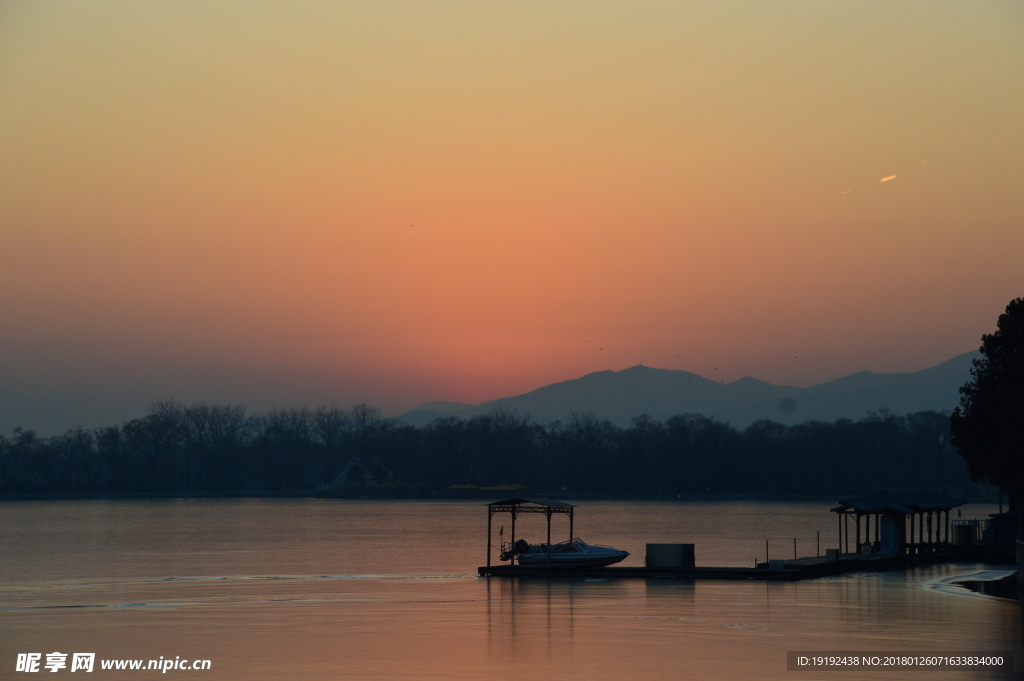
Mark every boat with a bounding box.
[500,537,629,567]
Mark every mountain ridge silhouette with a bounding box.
[398,351,979,428]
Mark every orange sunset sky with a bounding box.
[1,1,1022,433]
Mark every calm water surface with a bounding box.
[1,499,1019,680]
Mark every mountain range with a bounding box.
[397,351,979,429]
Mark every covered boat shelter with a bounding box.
[487,498,575,567]
[831,490,966,557]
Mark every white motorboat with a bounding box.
[500,537,628,568]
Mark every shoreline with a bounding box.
[0,491,1000,503]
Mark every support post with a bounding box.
[546,510,552,565]
[856,514,861,552]
[929,509,937,552]
[903,515,908,555]
[487,508,492,567]
[838,512,843,556]
[511,508,516,565]
[569,508,573,541]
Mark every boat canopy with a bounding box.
[487,497,575,511]
[486,498,575,567]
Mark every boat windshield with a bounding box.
[540,539,584,553]
[532,538,602,553]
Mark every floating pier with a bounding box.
[480,494,975,582]
[478,552,962,581]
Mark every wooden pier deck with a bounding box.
[478,552,962,581]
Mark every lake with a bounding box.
[1,499,1019,679]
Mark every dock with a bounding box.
[481,494,980,582]
[478,552,962,581]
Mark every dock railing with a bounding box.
[951,518,991,546]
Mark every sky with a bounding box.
[1,1,1022,434]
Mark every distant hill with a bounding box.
[397,351,979,429]
[398,400,475,426]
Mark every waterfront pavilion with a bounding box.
[831,490,966,557]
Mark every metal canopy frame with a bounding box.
[486,498,575,567]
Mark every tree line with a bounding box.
[0,402,992,499]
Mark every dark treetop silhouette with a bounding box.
[951,297,1024,506]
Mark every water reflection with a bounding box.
[478,570,1024,680]
[2,500,1022,681]
[487,578,620,665]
